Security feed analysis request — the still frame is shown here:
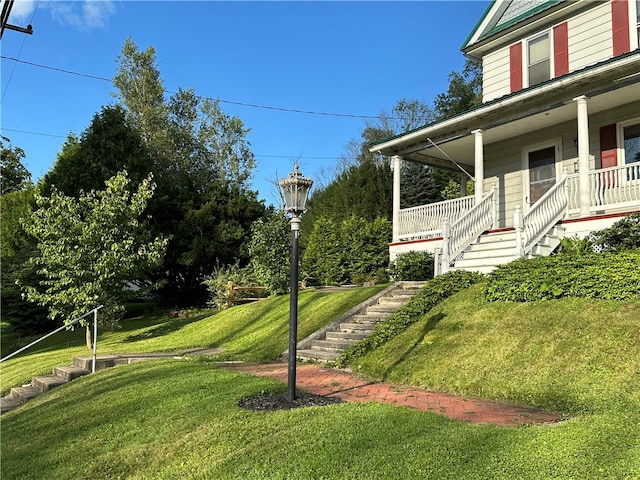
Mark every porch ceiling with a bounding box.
[372,52,640,171]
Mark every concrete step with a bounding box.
[309,339,355,352]
[52,365,91,382]
[0,397,22,414]
[32,375,67,393]
[378,296,406,305]
[8,385,41,404]
[367,303,403,313]
[340,322,376,332]
[326,331,370,341]
[297,349,341,362]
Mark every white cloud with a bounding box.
[5,0,37,23]
[48,0,116,31]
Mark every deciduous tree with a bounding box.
[20,171,167,348]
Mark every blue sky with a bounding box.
[1,0,490,205]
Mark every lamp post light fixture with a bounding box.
[279,164,313,402]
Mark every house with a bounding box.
[370,0,640,273]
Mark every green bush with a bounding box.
[248,212,291,294]
[485,249,640,302]
[303,215,391,285]
[389,250,435,281]
[590,213,640,252]
[203,262,261,309]
[336,270,485,367]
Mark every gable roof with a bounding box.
[462,0,563,51]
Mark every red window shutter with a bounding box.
[553,22,569,77]
[611,0,630,56]
[510,43,523,92]
[600,124,618,168]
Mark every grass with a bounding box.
[352,284,640,415]
[0,285,386,395]
[1,282,640,479]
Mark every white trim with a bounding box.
[370,52,640,155]
[523,29,555,89]
[631,0,639,50]
[521,138,563,210]
[618,116,640,165]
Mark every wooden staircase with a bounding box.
[450,225,565,274]
[293,282,425,363]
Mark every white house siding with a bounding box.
[568,2,613,70]
[482,49,511,103]
[482,102,640,228]
[481,1,616,104]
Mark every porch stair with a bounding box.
[449,225,565,274]
[294,282,425,363]
[0,354,175,415]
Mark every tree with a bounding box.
[0,186,50,334]
[433,58,483,120]
[248,210,291,294]
[1,138,31,194]
[40,105,152,198]
[20,171,168,348]
[112,38,264,305]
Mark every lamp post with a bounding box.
[279,164,313,402]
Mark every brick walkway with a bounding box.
[223,362,563,427]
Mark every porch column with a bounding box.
[574,95,590,216]
[391,155,402,243]
[472,129,484,204]
[460,173,468,197]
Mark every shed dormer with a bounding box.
[463,0,640,103]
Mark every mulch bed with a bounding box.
[238,392,343,411]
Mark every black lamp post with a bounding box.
[279,164,313,402]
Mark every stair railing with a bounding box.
[517,172,569,257]
[1,305,104,373]
[440,188,496,274]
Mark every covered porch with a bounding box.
[371,52,640,271]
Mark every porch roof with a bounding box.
[369,50,640,172]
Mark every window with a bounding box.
[528,146,556,203]
[510,23,568,92]
[528,33,550,86]
[623,123,640,165]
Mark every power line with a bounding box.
[0,127,344,161]
[0,55,383,120]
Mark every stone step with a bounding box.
[32,375,67,393]
[0,396,22,414]
[326,331,370,341]
[378,296,407,305]
[367,303,403,313]
[309,339,355,352]
[340,322,376,332]
[8,385,41,404]
[296,349,341,362]
[52,365,91,382]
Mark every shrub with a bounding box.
[335,270,485,367]
[303,215,391,285]
[485,249,640,302]
[389,250,435,281]
[203,262,261,309]
[248,212,291,294]
[590,213,640,252]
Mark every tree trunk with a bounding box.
[85,325,93,350]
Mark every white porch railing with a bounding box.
[516,173,568,257]
[567,163,640,213]
[397,195,475,240]
[441,188,496,273]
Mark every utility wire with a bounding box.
[0,127,344,161]
[1,1,39,103]
[1,55,384,120]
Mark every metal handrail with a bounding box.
[0,306,104,369]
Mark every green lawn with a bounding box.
[1,282,639,479]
